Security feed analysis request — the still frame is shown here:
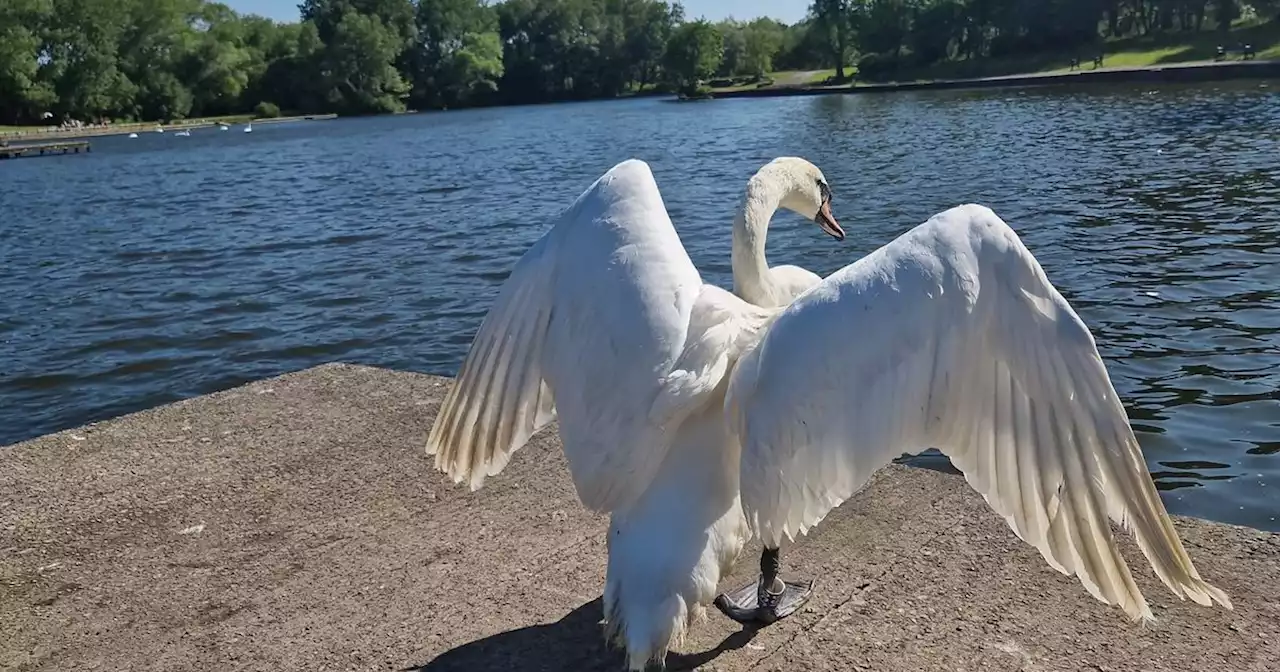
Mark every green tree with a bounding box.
[811,0,855,79]
[409,0,504,108]
[320,11,411,113]
[623,1,682,90]
[741,18,786,77]
[662,19,722,94]
[717,19,747,76]
[0,0,55,123]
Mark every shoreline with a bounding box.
[0,114,338,142]
[711,58,1280,99]
[1,363,1276,671]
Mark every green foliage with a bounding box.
[254,101,282,117]
[717,18,786,77]
[408,0,504,108]
[0,0,1270,123]
[321,11,412,113]
[663,19,723,94]
[800,0,1277,82]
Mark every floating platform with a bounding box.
[1,363,1276,671]
[0,140,90,159]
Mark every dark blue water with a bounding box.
[2,81,1278,530]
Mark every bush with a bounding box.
[254,101,281,118]
[677,83,715,100]
[856,53,902,82]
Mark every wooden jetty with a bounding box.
[0,140,91,159]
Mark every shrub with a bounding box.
[856,53,902,82]
[254,101,282,118]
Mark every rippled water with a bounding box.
[2,81,1278,530]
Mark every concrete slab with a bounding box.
[2,363,1277,671]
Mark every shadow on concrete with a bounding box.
[408,598,759,671]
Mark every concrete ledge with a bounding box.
[2,363,1277,671]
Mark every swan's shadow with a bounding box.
[407,598,757,671]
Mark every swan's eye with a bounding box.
[817,180,831,203]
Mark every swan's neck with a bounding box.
[731,179,784,306]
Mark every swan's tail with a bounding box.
[601,409,750,671]
[425,235,558,489]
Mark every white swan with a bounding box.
[731,157,843,307]
[243,123,253,133]
[425,160,1230,670]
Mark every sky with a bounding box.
[222,0,811,25]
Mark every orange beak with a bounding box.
[815,200,844,240]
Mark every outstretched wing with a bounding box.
[427,159,722,513]
[727,204,1231,622]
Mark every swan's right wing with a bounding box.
[427,159,717,513]
[728,204,1229,622]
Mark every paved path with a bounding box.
[3,363,1277,671]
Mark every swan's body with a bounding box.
[731,158,843,308]
[426,161,1229,670]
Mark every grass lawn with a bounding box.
[890,19,1280,81]
[717,19,1279,92]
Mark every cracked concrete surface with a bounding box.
[2,363,1278,671]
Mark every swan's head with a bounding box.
[755,157,844,241]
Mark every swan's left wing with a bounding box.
[427,159,734,514]
[727,204,1230,622]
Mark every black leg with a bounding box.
[713,547,815,626]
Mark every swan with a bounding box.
[731,157,844,307]
[244,123,252,133]
[425,160,1230,670]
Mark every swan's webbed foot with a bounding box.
[713,576,814,625]
[713,547,813,626]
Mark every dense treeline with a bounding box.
[0,0,812,124]
[811,0,1279,79]
[1,0,1276,125]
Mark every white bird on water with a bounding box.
[426,160,1231,671]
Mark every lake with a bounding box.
[2,81,1278,531]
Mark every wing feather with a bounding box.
[729,203,1230,622]
[427,159,733,514]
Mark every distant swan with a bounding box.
[219,124,229,131]
[174,130,190,137]
[243,123,252,133]
[425,160,1230,670]
[127,133,138,139]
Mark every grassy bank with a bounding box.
[726,20,1280,94]
[0,113,337,141]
